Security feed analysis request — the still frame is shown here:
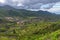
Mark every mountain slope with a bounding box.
[0,5,60,40]
[0,5,60,21]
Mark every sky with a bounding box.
[0,0,5,3]
[0,0,60,14]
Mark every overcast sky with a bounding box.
[0,0,60,14]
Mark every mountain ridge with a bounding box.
[0,5,60,22]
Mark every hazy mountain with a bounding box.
[0,5,60,21]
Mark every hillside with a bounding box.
[0,5,60,40]
[0,5,60,22]
[0,19,60,40]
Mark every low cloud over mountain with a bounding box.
[0,0,60,14]
[4,0,60,9]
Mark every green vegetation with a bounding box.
[0,19,60,40]
[0,6,60,21]
[0,5,60,40]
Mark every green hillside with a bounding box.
[0,6,60,40]
[0,20,60,40]
[0,5,60,21]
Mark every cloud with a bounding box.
[41,3,55,9]
[5,0,60,6]
[23,0,60,9]
[48,2,60,14]
[0,0,5,3]
[0,0,60,11]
